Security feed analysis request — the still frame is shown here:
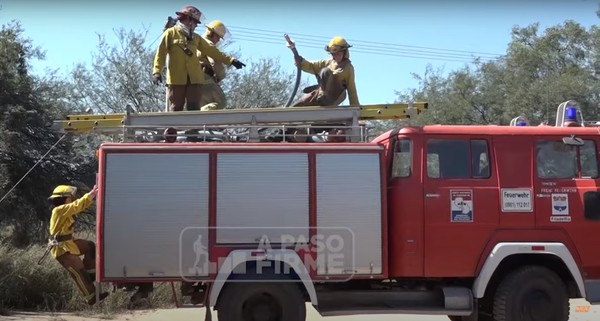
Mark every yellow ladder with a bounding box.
[53,103,428,134]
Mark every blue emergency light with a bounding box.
[565,106,578,121]
[516,120,528,126]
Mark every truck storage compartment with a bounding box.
[99,144,385,280]
[102,152,210,278]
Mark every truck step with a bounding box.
[315,287,473,317]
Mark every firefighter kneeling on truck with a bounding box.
[292,36,359,108]
[266,36,360,142]
[46,185,109,305]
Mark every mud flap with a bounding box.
[204,283,213,321]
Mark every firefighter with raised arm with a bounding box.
[197,20,231,111]
[152,5,246,112]
[291,36,360,107]
[46,184,109,305]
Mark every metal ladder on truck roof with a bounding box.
[52,102,428,143]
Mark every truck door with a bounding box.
[422,135,499,277]
[387,134,425,277]
[533,136,600,281]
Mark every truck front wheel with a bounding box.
[217,282,306,321]
[493,265,569,321]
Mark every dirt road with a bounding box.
[2,299,598,321]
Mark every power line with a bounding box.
[232,32,495,61]
[228,25,504,58]
[231,34,497,64]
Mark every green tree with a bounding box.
[395,20,600,127]
[67,26,305,114]
[0,22,94,246]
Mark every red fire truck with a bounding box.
[54,100,600,321]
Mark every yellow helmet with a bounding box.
[206,20,230,40]
[325,36,352,53]
[48,185,77,199]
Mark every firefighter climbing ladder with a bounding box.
[53,103,428,143]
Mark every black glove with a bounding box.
[231,59,246,69]
[152,73,162,85]
[202,64,215,77]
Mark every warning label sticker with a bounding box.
[501,188,533,212]
[450,189,473,223]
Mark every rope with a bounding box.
[0,133,68,205]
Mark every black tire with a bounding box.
[492,265,569,321]
[217,282,306,321]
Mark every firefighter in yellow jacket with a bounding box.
[48,184,108,305]
[152,6,245,112]
[292,36,360,107]
[197,20,230,111]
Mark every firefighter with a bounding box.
[152,5,246,112]
[47,184,109,305]
[292,36,360,107]
[197,20,230,111]
[263,36,359,142]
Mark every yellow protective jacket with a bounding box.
[298,58,360,105]
[197,36,227,84]
[153,25,235,85]
[48,192,95,258]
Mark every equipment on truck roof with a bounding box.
[52,103,428,143]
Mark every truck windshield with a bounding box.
[536,139,598,179]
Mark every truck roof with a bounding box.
[374,124,600,140]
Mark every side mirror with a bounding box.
[563,135,584,146]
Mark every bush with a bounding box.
[0,243,73,311]
[0,242,175,314]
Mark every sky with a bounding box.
[0,0,598,106]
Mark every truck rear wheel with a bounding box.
[492,265,569,321]
[217,282,306,321]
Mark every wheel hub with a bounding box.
[521,290,554,321]
[243,292,283,321]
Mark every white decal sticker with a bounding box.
[551,193,569,215]
[550,216,572,222]
[450,189,473,222]
[501,188,533,212]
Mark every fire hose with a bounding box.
[283,34,302,107]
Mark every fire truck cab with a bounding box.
[55,100,600,321]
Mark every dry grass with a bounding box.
[0,241,175,315]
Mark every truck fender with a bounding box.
[472,242,586,299]
[208,249,318,307]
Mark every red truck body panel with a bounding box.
[374,125,600,280]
